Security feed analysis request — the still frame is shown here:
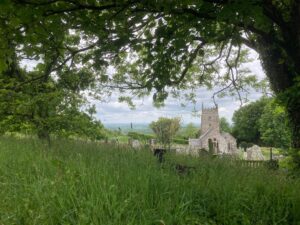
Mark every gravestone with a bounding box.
[131,139,141,149]
[246,145,265,160]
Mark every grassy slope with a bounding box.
[0,137,300,225]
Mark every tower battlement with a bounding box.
[202,107,218,112]
[201,103,218,112]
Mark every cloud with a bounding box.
[93,83,264,125]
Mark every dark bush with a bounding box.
[127,131,153,141]
[172,138,188,145]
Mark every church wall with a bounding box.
[221,133,238,154]
[200,134,234,154]
[199,129,227,153]
[189,138,202,149]
[218,136,228,153]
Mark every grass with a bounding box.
[0,137,300,225]
[261,147,283,159]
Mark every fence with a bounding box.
[239,160,279,169]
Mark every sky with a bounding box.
[94,85,263,126]
[94,54,266,126]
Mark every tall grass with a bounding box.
[0,137,300,225]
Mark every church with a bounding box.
[189,105,237,154]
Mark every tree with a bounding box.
[259,100,291,149]
[185,123,199,138]
[177,123,199,139]
[149,117,181,149]
[219,117,232,133]
[233,97,292,149]
[0,2,109,141]
[239,142,254,152]
[232,98,270,145]
[2,1,300,156]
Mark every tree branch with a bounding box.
[52,42,99,72]
[171,41,206,85]
[262,0,287,29]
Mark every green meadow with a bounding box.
[0,137,300,225]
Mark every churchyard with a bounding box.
[0,107,295,225]
[1,1,300,224]
[1,136,300,225]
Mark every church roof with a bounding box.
[198,127,213,141]
[221,132,236,140]
[198,128,237,142]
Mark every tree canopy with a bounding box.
[1,0,300,152]
[0,1,110,140]
[219,117,232,134]
[150,117,181,149]
[259,99,291,149]
[232,97,292,149]
[232,97,270,145]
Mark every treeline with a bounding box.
[0,96,108,142]
[125,98,292,151]
[231,97,291,149]
[125,119,200,147]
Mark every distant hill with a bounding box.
[104,123,200,135]
[104,123,153,134]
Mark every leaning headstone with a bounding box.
[246,145,265,160]
[153,148,166,163]
[243,151,247,160]
[198,148,210,157]
[149,139,156,146]
[174,146,187,154]
[132,139,141,149]
[111,139,118,145]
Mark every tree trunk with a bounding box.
[256,13,300,168]
[286,91,300,149]
[37,128,51,146]
[287,103,300,170]
[36,100,51,147]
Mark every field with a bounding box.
[261,147,283,159]
[105,123,153,134]
[0,137,300,225]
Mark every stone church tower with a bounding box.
[188,104,237,155]
[200,104,220,135]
